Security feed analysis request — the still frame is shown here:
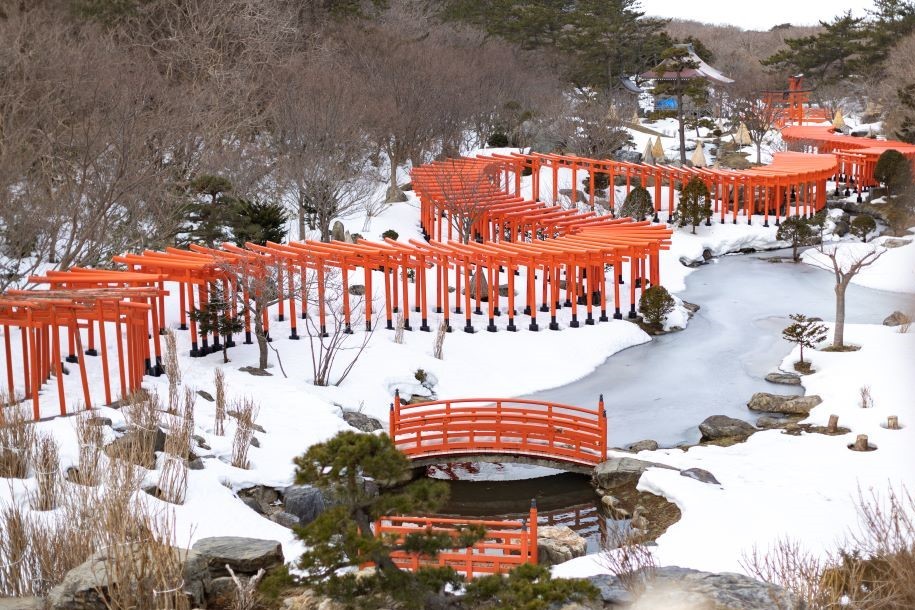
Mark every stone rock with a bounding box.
[103,427,167,468]
[702,248,714,261]
[468,271,489,301]
[240,495,264,514]
[833,219,850,237]
[87,416,113,428]
[342,410,383,432]
[0,598,42,609]
[283,485,326,526]
[679,255,704,268]
[680,468,721,485]
[883,311,910,326]
[250,435,260,448]
[188,457,207,470]
[348,284,366,296]
[227,411,266,433]
[271,511,302,529]
[765,372,802,385]
[191,537,283,577]
[206,575,243,610]
[197,390,215,402]
[756,415,787,429]
[193,434,212,450]
[698,415,756,441]
[48,545,209,609]
[883,238,911,248]
[537,525,587,566]
[283,589,344,610]
[592,457,674,490]
[749,393,822,415]
[596,566,793,609]
[627,439,659,452]
[498,284,517,297]
[331,221,346,242]
[239,366,272,377]
[782,395,822,414]
[238,486,279,514]
[559,188,587,204]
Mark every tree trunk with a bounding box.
[386,153,406,203]
[297,187,307,241]
[833,280,848,348]
[756,142,762,165]
[677,92,687,165]
[792,240,799,263]
[254,301,269,370]
[222,345,229,364]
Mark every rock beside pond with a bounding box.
[747,393,822,415]
[537,526,587,566]
[592,457,675,489]
[627,439,659,452]
[883,310,910,326]
[589,566,792,608]
[283,485,326,526]
[765,372,801,385]
[680,468,721,485]
[756,415,788,429]
[699,415,756,441]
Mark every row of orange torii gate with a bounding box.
[2,125,915,420]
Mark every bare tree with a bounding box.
[270,48,375,242]
[429,159,503,243]
[806,243,886,348]
[731,92,784,164]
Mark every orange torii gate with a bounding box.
[416,151,838,233]
[782,125,915,200]
[0,288,157,418]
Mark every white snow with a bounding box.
[802,233,915,295]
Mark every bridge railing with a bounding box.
[374,502,538,577]
[390,393,607,467]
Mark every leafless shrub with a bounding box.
[115,391,163,469]
[743,539,846,609]
[30,433,61,511]
[860,385,874,409]
[159,401,194,505]
[163,330,181,413]
[394,313,405,345]
[433,321,447,360]
[73,411,105,486]
[227,564,264,610]
[0,404,35,478]
[231,398,259,469]
[214,368,227,436]
[599,524,658,596]
[897,314,911,334]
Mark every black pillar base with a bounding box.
[386,320,394,330]
[585,316,595,325]
[705,218,712,226]
[179,324,188,330]
[763,221,769,228]
[65,355,79,364]
[343,325,353,335]
[523,306,531,315]
[190,343,200,358]
[289,331,300,340]
[454,307,462,314]
[403,322,412,331]
[634,278,641,288]
[494,308,501,316]
[244,331,252,344]
[507,321,517,331]
[570,318,580,328]
[85,348,98,357]
[277,314,284,322]
[486,322,497,332]
[392,307,399,313]
[474,308,483,315]
[420,319,430,332]
[301,312,308,319]
[414,306,421,313]
[775,218,780,226]
[599,311,609,322]
[366,322,373,332]
[549,321,560,331]
[613,309,623,320]
[436,307,443,314]
[528,322,539,331]
[159,328,168,335]
[857,195,863,203]
[563,299,572,308]
[733,218,737,224]
[539,304,549,312]
[201,340,210,354]
[628,306,637,319]
[653,213,659,222]
[464,323,475,333]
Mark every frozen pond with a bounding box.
[525,250,914,448]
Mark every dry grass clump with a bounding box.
[163,329,181,413]
[112,391,163,469]
[394,313,405,344]
[859,385,874,409]
[214,367,227,436]
[0,403,35,478]
[743,486,915,609]
[433,320,447,360]
[73,411,105,486]
[230,397,259,469]
[599,524,657,596]
[30,432,61,511]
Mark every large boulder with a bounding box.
[0,599,42,609]
[680,468,721,485]
[748,393,822,415]
[589,566,792,609]
[592,457,674,490]
[191,537,283,578]
[330,221,346,242]
[627,439,660,452]
[468,271,489,301]
[699,416,756,441]
[283,485,326,526]
[48,544,209,610]
[537,526,587,566]
[765,372,802,385]
[883,311,910,326]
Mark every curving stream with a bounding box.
[524,250,913,448]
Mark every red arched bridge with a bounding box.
[389,392,607,475]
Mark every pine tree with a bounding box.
[463,563,599,610]
[782,313,828,367]
[230,199,288,246]
[874,149,913,198]
[776,216,815,262]
[763,12,867,83]
[677,176,711,234]
[184,175,235,247]
[850,215,877,242]
[189,285,243,363]
[638,285,675,329]
[292,431,482,609]
[620,184,654,220]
